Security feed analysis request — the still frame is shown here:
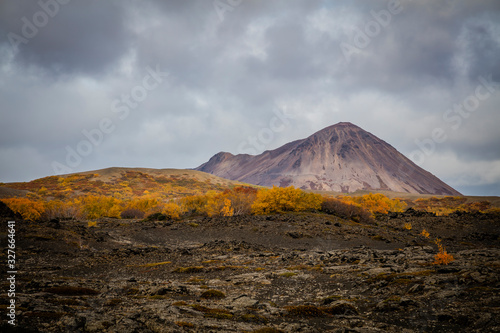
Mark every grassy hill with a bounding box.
[1,168,497,214]
[0,167,252,200]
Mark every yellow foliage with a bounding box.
[1,198,45,221]
[163,202,181,219]
[221,198,234,217]
[38,187,48,196]
[485,207,500,215]
[337,193,406,215]
[204,192,224,217]
[421,229,430,238]
[76,195,122,219]
[251,186,323,215]
[224,187,257,215]
[180,191,238,217]
[180,195,207,216]
[124,196,162,215]
[44,199,82,220]
[433,238,454,265]
[404,223,412,230]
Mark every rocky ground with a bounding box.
[1,208,499,332]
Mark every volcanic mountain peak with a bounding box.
[196,122,461,196]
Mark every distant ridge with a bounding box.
[196,122,461,195]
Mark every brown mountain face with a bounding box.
[196,122,461,195]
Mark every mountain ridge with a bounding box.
[196,122,461,196]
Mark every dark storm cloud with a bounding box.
[463,19,500,81]
[0,0,499,195]
[0,1,130,76]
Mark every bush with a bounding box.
[251,186,323,214]
[433,238,454,265]
[180,195,207,216]
[44,199,82,220]
[1,198,45,221]
[76,195,122,219]
[163,202,181,219]
[120,208,145,219]
[224,187,258,215]
[338,193,406,214]
[124,196,163,216]
[321,198,373,224]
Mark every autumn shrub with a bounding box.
[163,202,182,219]
[180,195,208,216]
[485,207,500,216]
[124,196,163,216]
[120,208,145,219]
[179,192,235,217]
[420,229,430,238]
[76,195,122,219]
[224,187,258,215]
[251,186,323,215]
[433,238,454,265]
[458,201,491,213]
[338,193,407,215]
[44,199,82,220]
[414,196,471,215]
[204,192,234,217]
[320,198,373,224]
[1,198,46,221]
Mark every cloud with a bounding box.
[0,0,499,196]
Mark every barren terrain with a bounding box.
[1,208,499,332]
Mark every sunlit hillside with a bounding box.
[0,167,252,201]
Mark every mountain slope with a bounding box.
[196,122,461,195]
[1,167,250,200]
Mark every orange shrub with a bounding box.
[420,229,430,238]
[44,199,83,220]
[1,198,45,221]
[221,198,234,217]
[76,195,122,219]
[180,191,238,217]
[204,192,228,217]
[338,193,406,215]
[251,186,323,215]
[163,202,182,219]
[413,196,469,215]
[433,238,454,265]
[180,195,207,216]
[458,201,491,213]
[124,196,163,215]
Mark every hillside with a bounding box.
[196,122,461,196]
[0,167,250,200]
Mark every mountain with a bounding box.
[196,122,461,195]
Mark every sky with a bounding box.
[0,0,499,196]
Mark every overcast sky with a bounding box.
[1,0,499,196]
